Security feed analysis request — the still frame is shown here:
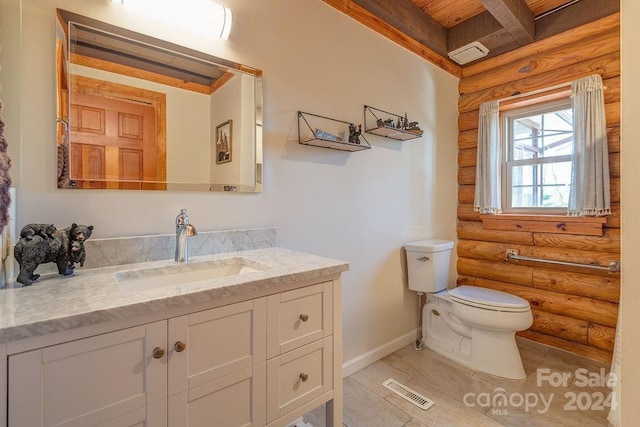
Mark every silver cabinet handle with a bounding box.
[418,256,430,261]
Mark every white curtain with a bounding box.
[473,100,501,214]
[568,74,611,216]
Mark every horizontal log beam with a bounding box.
[457,166,475,185]
[458,220,533,245]
[458,129,477,149]
[458,53,620,113]
[588,323,616,352]
[531,309,588,345]
[457,239,619,269]
[533,229,620,253]
[463,13,620,77]
[518,330,611,363]
[457,275,619,327]
[459,26,619,94]
[533,268,620,303]
[457,204,482,222]
[457,257,533,286]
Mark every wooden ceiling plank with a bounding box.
[481,0,534,45]
[535,0,620,41]
[351,0,448,55]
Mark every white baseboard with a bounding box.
[342,330,417,378]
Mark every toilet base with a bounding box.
[469,328,526,380]
[422,291,529,380]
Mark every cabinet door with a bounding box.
[8,321,167,427]
[267,282,332,358]
[167,298,267,426]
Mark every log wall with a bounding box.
[456,14,620,363]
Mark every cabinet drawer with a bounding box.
[266,337,333,423]
[267,282,332,358]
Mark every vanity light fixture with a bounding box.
[110,0,232,40]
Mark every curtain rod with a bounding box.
[497,81,572,104]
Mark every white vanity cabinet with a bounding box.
[5,277,343,427]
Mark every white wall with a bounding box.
[2,0,459,364]
[620,0,640,423]
[210,74,242,185]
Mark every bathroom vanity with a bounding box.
[0,247,348,427]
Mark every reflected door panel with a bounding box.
[70,91,159,190]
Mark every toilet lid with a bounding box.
[449,286,530,312]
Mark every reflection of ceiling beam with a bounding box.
[209,72,236,95]
[481,0,534,45]
[71,53,214,95]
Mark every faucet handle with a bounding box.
[186,223,197,236]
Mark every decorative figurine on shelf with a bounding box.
[14,223,93,286]
[377,118,394,128]
[348,123,362,144]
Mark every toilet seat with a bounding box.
[448,286,531,313]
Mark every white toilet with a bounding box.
[405,239,533,380]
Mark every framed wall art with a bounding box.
[215,119,233,164]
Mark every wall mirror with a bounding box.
[55,9,263,192]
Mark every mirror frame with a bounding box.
[56,9,263,193]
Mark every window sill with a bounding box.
[479,214,606,236]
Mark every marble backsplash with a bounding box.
[34,227,276,273]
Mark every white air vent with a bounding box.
[448,41,489,65]
[382,379,435,410]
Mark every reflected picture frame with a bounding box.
[215,120,233,164]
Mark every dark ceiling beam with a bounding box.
[481,0,534,45]
[351,0,448,56]
[448,11,512,52]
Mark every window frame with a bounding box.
[501,98,573,214]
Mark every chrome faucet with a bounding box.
[175,209,197,262]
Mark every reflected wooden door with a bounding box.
[70,92,156,190]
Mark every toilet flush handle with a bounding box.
[418,256,430,261]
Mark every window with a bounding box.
[502,99,573,213]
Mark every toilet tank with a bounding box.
[405,239,454,293]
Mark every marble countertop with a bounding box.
[0,248,349,344]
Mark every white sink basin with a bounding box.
[115,257,271,291]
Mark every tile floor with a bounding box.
[304,337,613,426]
